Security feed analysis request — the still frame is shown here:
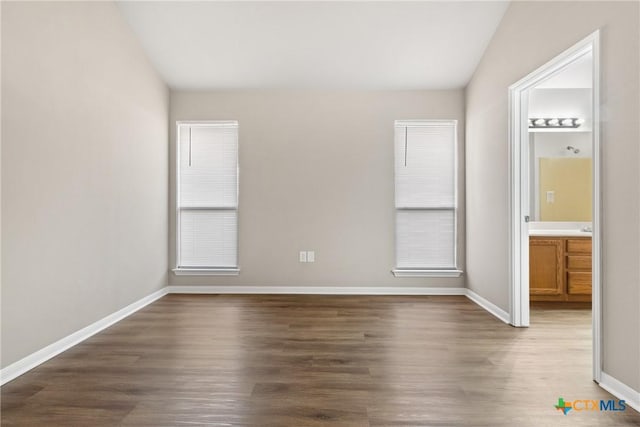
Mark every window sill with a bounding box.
[173,268,240,276]
[392,269,463,278]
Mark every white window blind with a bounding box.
[176,122,238,271]
[394,120,458,272]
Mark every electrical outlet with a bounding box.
[299,251,307,263]
[546,191,555,203]
[307,251,315,262]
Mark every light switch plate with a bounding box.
[299,251,307,263]
[546,191,555,203]
[307,251,315,262]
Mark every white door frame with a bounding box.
[507,30,602,382]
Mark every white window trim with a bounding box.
[172,268,240,276]
[392,119,461,277]
[391,269,463,278]
[175,120,240,276]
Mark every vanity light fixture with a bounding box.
[529,117,583,129]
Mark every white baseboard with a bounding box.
[5,283,637,415]
[1,285,509,386]
[166,285,467,296]
[465,289,511,324]
[0,287,168,386]
[168,286,510,325]
[167,287,510,326]
[9,283,638,411]
[599,372,640,413]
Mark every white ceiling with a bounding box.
[116,1,510,90]
[536,52,593,89]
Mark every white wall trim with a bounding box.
[391,269,463,278]
[168,286,510,325]
[465,289,511,324]
[0,287,168,386]
[166,285,467,296]
[3,283,636,414]
[0,285,516,385]
[508,30,600,327]
[172,268,240,276]
[599,372,640,413]
[507,30,602,383]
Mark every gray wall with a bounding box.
[1,2,169,368]
[465,1,640,390]
[170,90,465,288]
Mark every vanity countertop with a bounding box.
[529,229,592,237]
[528,222,592,237]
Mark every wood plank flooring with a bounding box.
[2,295,639,426]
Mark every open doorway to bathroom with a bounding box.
[528,52,593,304]
[508,31,601,382]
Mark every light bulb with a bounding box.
[534,118,546,126]
[574,118,585,126]
[548,118,559,126]
[561,118,574,127]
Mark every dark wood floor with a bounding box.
[2,295,639,426]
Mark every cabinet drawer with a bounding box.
[567,239,591,254]
[567,255,591,270]
[567,271,592,295]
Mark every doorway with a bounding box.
[508,31,601,382]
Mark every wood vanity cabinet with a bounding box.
[530,236,592,302]
[529,238,564,298]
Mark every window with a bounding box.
[174,121,239,275]
[392,120,461,277]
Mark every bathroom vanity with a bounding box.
[529,233,592,302]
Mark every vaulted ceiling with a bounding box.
[117,1,510,90]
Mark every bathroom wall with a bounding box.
[529,88,593,221]
[538,157,592,221]
[529,88,593,131]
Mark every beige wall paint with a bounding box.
[466,1,639,390]
[170,90,465,288]
[1,2,169,368]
